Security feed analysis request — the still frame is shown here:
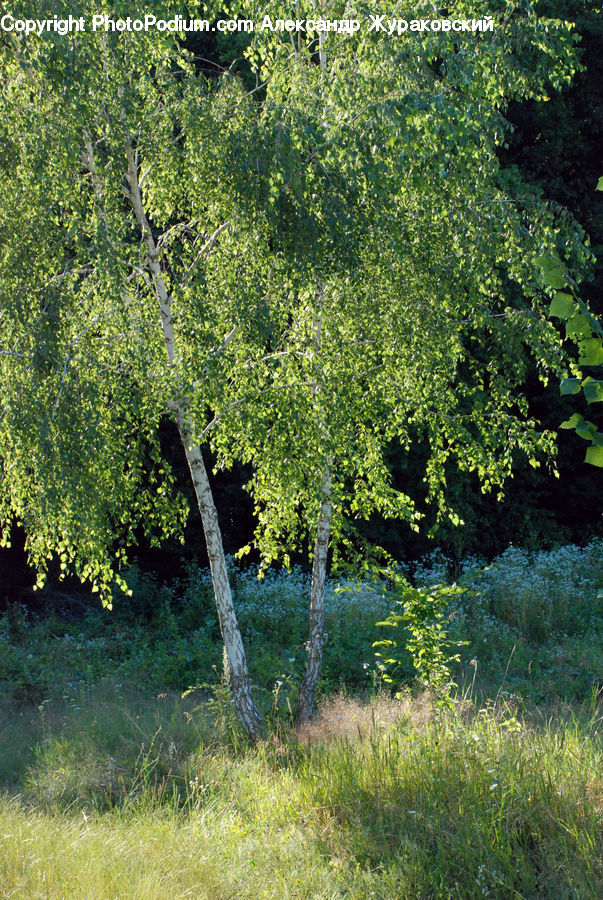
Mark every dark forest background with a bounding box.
[1,0,601,606]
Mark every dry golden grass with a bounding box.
[296,689,435,744]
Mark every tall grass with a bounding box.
[0,541,600,895]
[0,684,600,898]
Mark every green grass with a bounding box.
[0,542,600,896]
[0,683,600,898]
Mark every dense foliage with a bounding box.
[0,2,600,735]
[2,541,600,707]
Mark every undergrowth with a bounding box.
[0,540,601,897]
[1,540,601,710]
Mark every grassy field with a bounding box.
[0,542,601,898]
[0,686,600,898]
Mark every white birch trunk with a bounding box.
[122,145,263,740]
[296,465,332,725]
[296,281,332,725]
[318,0,327,70]
[175,415,263,739]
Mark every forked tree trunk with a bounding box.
[296,466,332,726]
[122,143,263,741]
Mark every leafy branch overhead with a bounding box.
[540,180,603,467]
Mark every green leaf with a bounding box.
[582,379,603,404]
[585,445,603,467]
[597,176,603,191]
[542,267,567,290]
[535,254,561,272]
[566,315,591,339]
[575,419,597,441]
[560,377,582,396]
[578,338,603,366]
[548,292,575,320]
[560,413,583,430]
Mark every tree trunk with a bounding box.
[122,143,263,740]
[296,466,332,726]
[296,279,332,726]
[297,21,332,724]
[318,0,327,70]
[176,416,263,740]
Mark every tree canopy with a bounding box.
[0,0,596,732]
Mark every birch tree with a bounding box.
[0,13,281,737]
[0,0,592,734]
[208,0,592,722]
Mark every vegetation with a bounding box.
[0,3,601,894]
[0,682,600,897]
[0,543,600,896]
[1,541,600,709]
[1,1,599,736]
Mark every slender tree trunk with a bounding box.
[296,465,332,725]
[122,143,263,740]
[175,414,263,740]
[318,0,327,70]
[295,280,333,725]
[296,39,332,726]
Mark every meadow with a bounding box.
[0,541,601,898]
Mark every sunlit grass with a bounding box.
[1,541,600,895]
[0,685,600,898]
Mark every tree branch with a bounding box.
[184,220,231,283]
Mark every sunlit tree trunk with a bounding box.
[175,416,263,739]
[296,280,332,725]
[124,144,263,740]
